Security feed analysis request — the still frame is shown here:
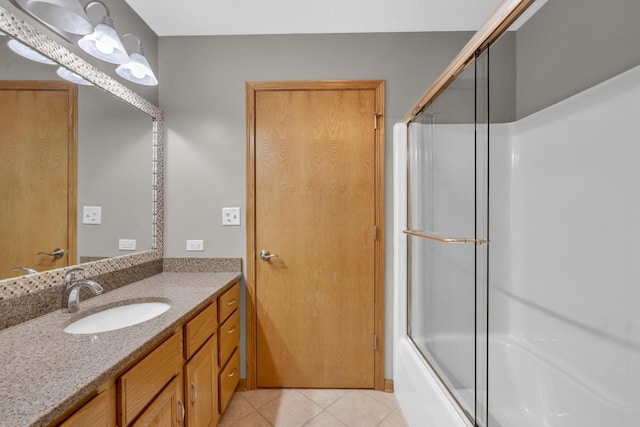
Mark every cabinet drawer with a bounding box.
[219,348,240,413]
[184,302,217,360]
[218,282,239,324]
[60,385,115,427]
[218,308,240,367]
[118,332,183,426]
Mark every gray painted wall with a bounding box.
[77,87,153,260]
[515,0,640,119]
[159,31,473,378]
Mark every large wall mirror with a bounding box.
[0,4,163,286]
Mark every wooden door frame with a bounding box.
[0,80,77,272]
[245,80,385,390]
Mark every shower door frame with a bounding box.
[393,1,537,426]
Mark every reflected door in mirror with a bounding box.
[0,81,77,279]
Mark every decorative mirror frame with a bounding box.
[0,5,164,300]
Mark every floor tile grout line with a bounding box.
[242,388,289,411]
[229,389,407,427]
[301,409,346,427]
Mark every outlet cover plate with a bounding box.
[222,207,241,226]
[83,206,101,225]
[186,240,204,251]
[118,239,137,251]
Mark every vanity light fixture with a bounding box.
[56,66,93,86]
[7,39,57,65]
[78,1,129,64]
[11,0,92,37]
[115,33,158,86]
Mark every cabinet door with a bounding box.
[132,374,185,427]
[60,384,115,427]
[185,337,219,427]
[119,332,183,426]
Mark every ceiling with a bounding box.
[124,0,505,37]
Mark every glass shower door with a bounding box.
[407,55,489,424]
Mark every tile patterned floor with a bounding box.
[218,389,409,427]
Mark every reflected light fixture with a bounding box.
[7,39,57,64]
[78,1,129,64]
[115,33,158,86]
[56,66,93,86]
[12,0,92,37]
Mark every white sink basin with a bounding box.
[64,301,171,334]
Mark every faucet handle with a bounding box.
[64,267,87,283]
[11,267,38,275]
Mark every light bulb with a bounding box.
[95,36,115,54]
[130,63,147,79]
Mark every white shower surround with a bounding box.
[394,64,640,426]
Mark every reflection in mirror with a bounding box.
[78,85,152,262]
[0,30,153,278]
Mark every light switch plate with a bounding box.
[222,207,241,226]
[186,240,204,251]
[118,239,136,251]
[83,206,101,225]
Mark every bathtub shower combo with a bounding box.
[393,0,640,426]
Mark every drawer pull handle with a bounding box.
[227,298,236,306]
[227,326,236,334]
[191,383,198,404]
[228,368,236,378]
[177,399,185,422]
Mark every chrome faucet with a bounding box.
[63,267,103,313]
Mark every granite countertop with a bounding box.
[0,272,241,427]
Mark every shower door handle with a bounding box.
[259,250,279,261]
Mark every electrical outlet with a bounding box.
[83,206,101,225]
[118,239,137,251]
[186,240,204,251]
[222,207,241,226]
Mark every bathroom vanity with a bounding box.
[0,272,241,427]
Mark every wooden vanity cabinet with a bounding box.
[217,283,240,413]
[59,279,241,427]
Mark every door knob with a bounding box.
[37,248,64,259]
[259,250,279,261]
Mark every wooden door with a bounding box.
[246,81,385,389]
[0,81,77,279]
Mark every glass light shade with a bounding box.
[78,16,129,64]
[7,39,57,64]
[16,0,92,36]
[116,51,158,86]
[56,67,93,86]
